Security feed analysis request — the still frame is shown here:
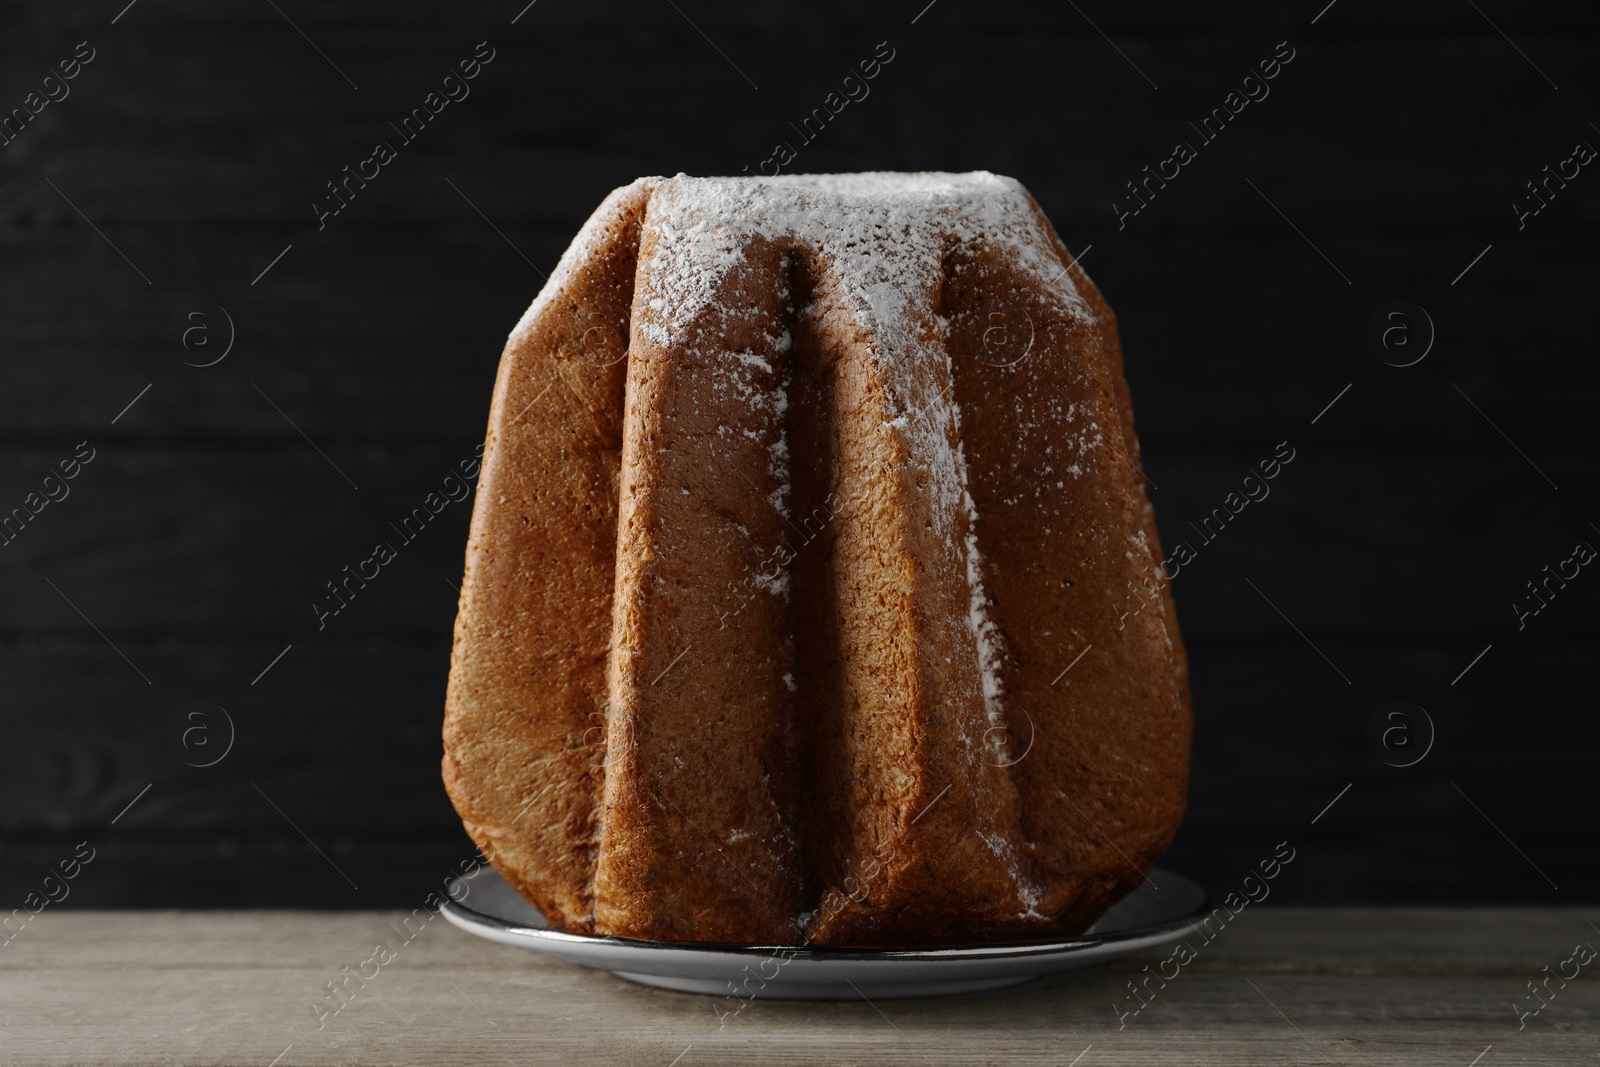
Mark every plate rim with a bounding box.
[440,867,1212,964]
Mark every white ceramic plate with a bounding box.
[441,866,1209,999]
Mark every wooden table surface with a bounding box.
[2,908,1595,1065]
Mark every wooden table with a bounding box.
[3,909,1595,1065]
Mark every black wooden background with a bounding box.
[2,0,1595,910]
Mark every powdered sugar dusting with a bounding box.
[957,449,1006,729]
[638,172,1089,380]
[974,828,1046,914]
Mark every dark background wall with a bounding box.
[2,0,1594,909]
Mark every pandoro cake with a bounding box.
[442,172,1190,947]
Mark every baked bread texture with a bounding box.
[443,172,1190,947]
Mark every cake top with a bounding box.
[527,170,1091,363]
[635,170,1078,311]
[667,168,1021,202]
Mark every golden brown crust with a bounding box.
[590,222,803,942]
[443,173,1191,947]
[442,179,657,932]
